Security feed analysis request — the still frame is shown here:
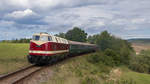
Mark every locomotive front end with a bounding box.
[28,33,53,64]
[29,35,50,56]
[27,33,70,65]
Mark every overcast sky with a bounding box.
[0,0,150,40]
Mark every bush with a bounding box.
[87,51,115,67]
[87,31,134,65]
[87,49,124,67]
[129,50,150,73]
[104,49,121,66]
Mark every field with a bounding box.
[121,69,150,84]
[0,43,30,74]
[132,43,150,54]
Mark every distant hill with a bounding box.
[128,38,150,44]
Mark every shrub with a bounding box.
[87,49,123,67]
[129,50,150,73]
[87,51,115,67]
[81,76,99,84]
[104,49,120,66]
[87,31,134,65]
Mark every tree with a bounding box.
[87,35,99,44]
[65,27,87,42]
[55,33,66,38]
[87,30,134,65]
[87,31,113,51]
[104,49,120,65]
[96,31,112,51]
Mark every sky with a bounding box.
[0,0,150,40]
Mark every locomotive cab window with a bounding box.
[40,36,48,41]
[48,36,52,41]
[32,35,40,41]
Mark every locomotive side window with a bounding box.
[57,38,61,43]
[33,35,40,41]
[55,37,58,42]
[48,36,52,41]
[40,36,48,41]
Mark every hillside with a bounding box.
[131,43,150,54]
[128,38,150,44]
[41,53,150,84]
[128,38,150,54]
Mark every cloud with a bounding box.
[131,18,146,24]
[0,20,15,27]
[111,19,128,25]
[42,5,113,32]
[5,9,36,19]
[0,0,150,40]
[3,9,44,25]
[0,0,108,11]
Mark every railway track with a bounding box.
[0,65,42,84]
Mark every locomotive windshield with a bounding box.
[40,36,48,41]
[32,35,52,41]
[32,35,40,41]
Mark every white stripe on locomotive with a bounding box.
[29,50,69,54]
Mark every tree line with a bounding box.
[2,38,31,43]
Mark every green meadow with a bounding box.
[0,43,30,74]
[121,69,150,84]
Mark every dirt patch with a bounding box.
[107,68,122,81]
[16,67,53,84]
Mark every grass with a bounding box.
[0,43,30,74]
[41,53,112,84]
[121,68,150,84]
[41,53,150,84]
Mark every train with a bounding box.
[27,32,98,65]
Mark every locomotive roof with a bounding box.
[32,33,97,46]
[68,40,97,46]
[32,33,69,44]
[33,33,49,36]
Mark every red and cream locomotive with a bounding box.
[27,32,98,65]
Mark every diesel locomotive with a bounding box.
[27,32,98,65]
